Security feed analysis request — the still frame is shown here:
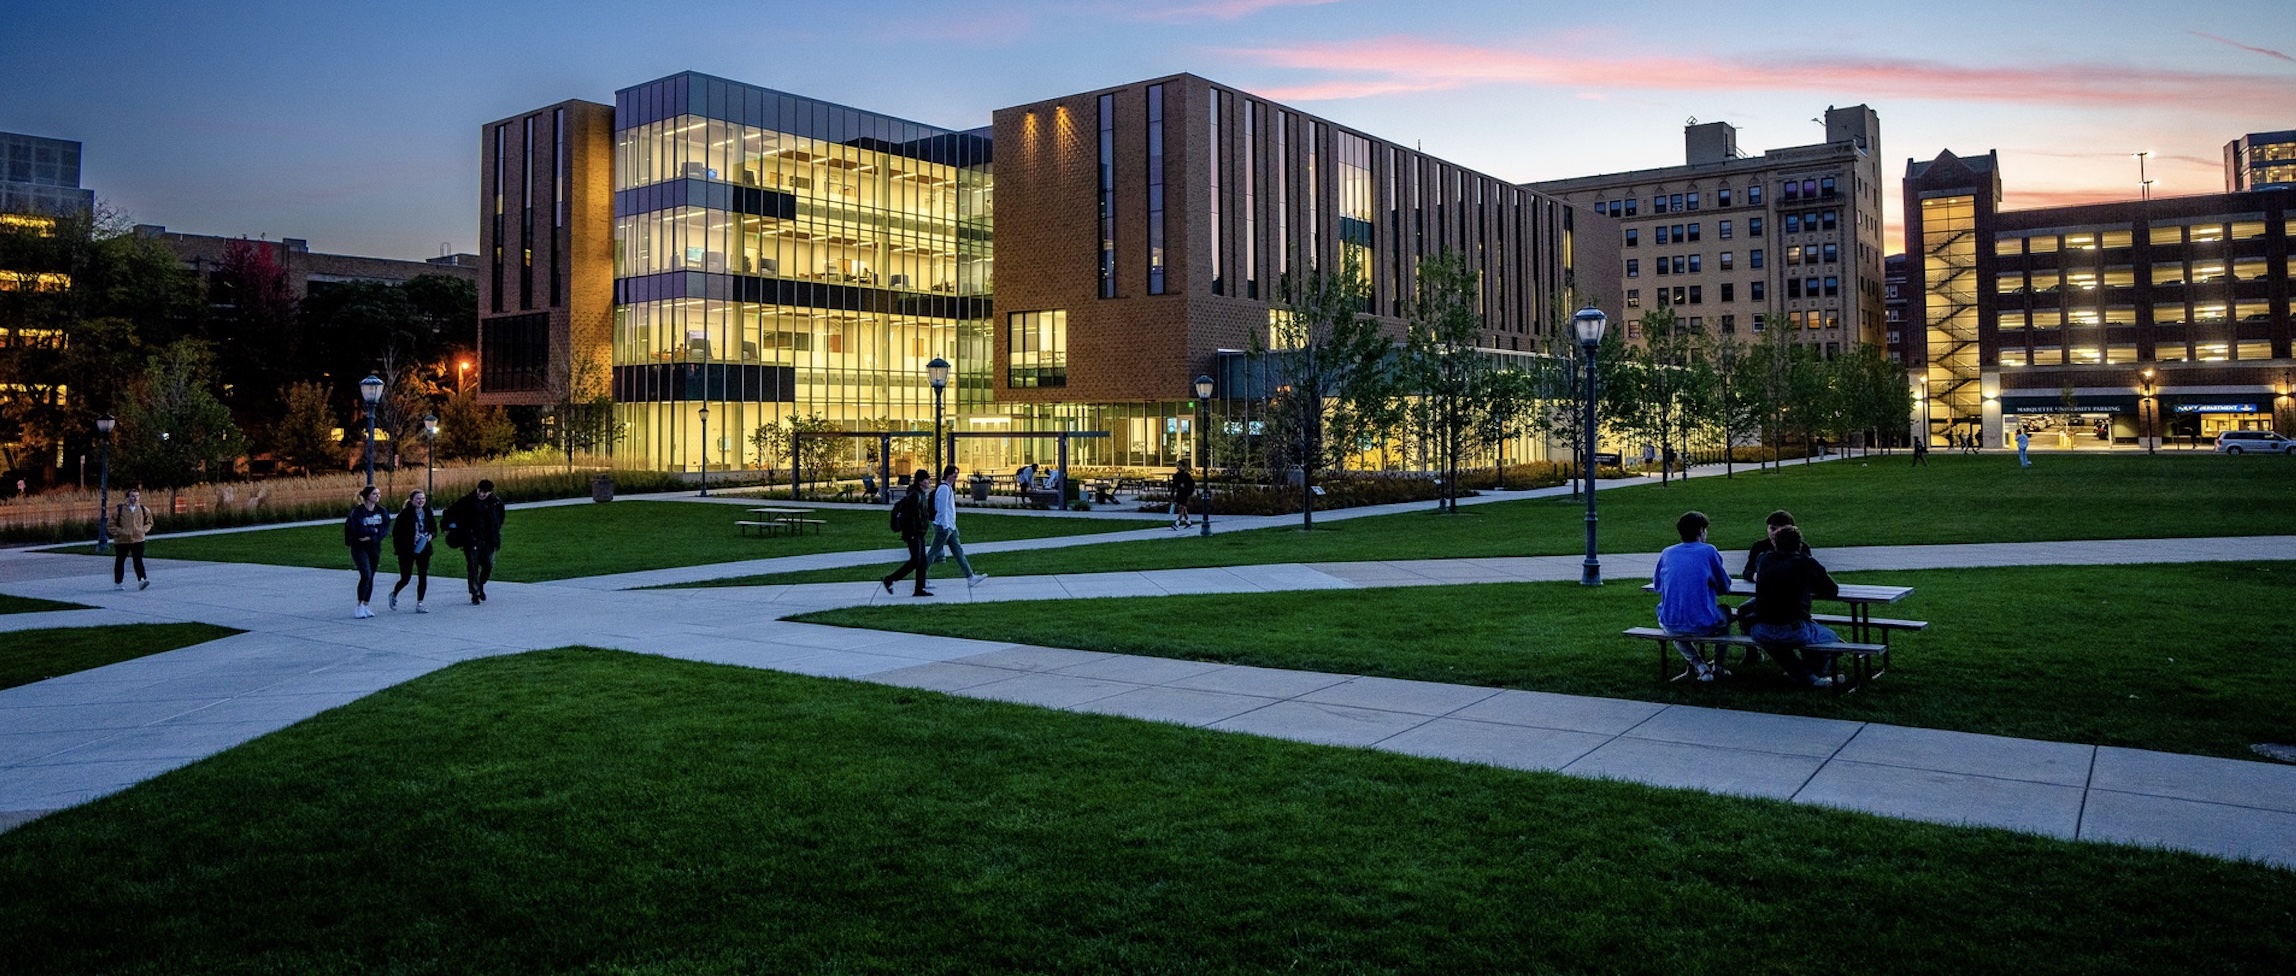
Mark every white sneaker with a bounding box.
[414,602,428,614]
[353,605,368,619]
[969,573,987,586]
[138,578,150,591]
[115,583,124,591]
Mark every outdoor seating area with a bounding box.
[1629,579,1927,691]
[736,507,823,537]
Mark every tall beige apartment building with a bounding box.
[1530,106,1886,357]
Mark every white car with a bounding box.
[2214,430,2296,454]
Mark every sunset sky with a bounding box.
[5,0,2291,260]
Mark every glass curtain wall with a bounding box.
[609,74,992,475]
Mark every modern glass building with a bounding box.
[598,74,991,473]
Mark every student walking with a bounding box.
[2016,428,2032,467]
[108,488,155,591]
[344,486,390,619]
[444,479,507,605]
[389,488,437,613]
[880,470,934,597]
[1912,437,1929,466]
[926,464,987,587]
[1170,462,1195,529]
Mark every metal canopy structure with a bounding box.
[788,429,1111,502]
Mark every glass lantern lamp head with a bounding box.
[359,372,385,404]
[926,357,951,391]
[96,413,116,435]
[1193,374,1214,400]
[1571,306,1608,351]
[697,403,709,420]
[423,414,438,437]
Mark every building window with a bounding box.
[1008,310,1068,388]
[1672,286,1686,305]
[1718,187,1732,207]
[1750,249,1764,269]
[1751,281,1765,301]
[480,312,549,391]
[1720,251,1734,271]
[1688,254,1703,273]
[1749,217,1764,237]
[1719,219,1733,240]
[1243,101,1257,298]
[1825,276,1840,297]
[1821,209,1838,231]
[1721,282,1735,301]
[1687,192,1700,211]
[1147,84,1166,294]
[1783,180,1799,203]
[1820,176,1837,199]
[1822,243,1839,263]
[1747,185,1763,206]
[1807,277,1820,297]
[1654,226,1669,246]
[1625,228,1638,247]
[1787,279,1803,299]
[1721,313,1736,332]
[521,116,534,311]
[1626,258,1640,277]
[1624,197,1638,216]
[1098,93,1115,298]
[1627,288,1641,307]
[1275,110,1289,277]
[1207,89,1221,295]
[1688,222,1701,243]
[1652,194,1665,213]
[491,123,504,312]
[1669,193,1684,212]
[1689,285,1703,304]
[1785,214,1802,234]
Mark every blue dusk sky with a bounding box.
[4,0,2291,260]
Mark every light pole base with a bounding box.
[1581,560,1603,587]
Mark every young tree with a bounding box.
[436,388,515,461]
[1403,250,1488,512]
[1258,250,1384,531]
[114,339,246,503]
[271,380,343,476]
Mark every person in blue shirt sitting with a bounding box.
[1652,510,1734,682]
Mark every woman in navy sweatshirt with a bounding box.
[343,486,391,619]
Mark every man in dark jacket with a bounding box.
[1747,525,1843,688]
[444,479,507,605]
[1740,509,1814,581]
[879,470,934,597]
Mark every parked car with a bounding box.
[2213,430,2296,454]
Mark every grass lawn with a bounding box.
[45,500,1137,583]
[0,648,2286,974]
[0,593,89,615]
[794,561,2296,761]
[0,623,241,691]
[699,453,2296,586]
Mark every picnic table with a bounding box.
[1629,579,1926,691]
[737,507,825,537]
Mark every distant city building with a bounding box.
[134,225,479,301]
[1528,106,1886,357]
[479,71,1609,473]
[0,131,93,220]
[2225,130,2296,192]
[1884,252,1907,362]
[1903,148,2292,449]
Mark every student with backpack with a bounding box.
[879,470,934,597]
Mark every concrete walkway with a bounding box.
[0,539,2291,870]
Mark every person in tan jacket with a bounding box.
[109,488,155,590]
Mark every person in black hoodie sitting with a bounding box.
[1746,525,1844,688]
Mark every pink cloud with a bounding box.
[1227,36,2296,109]
[2189,31,2296,64]
[1127,0,1343,21]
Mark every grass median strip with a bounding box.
[0,647,2286,973]
[794,561,2296,761]
[693,453,2296,585]
[46,500,1139,583]
[0,594,90,615]
[1,623,242,691]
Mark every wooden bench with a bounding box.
[735,520,784,538]
[1621,627,1888,692]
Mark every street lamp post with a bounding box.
[359,372,385,488]
[1574,306,1608,587]
[1917,375,1931,448]
[2140,367,2156,456]
[424,414,439,497]
[1194,374,1214,537]
[927,357,950,477]
[95,414,115,553]
[697,404,710,497]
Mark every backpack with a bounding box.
[890,493,917,535]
